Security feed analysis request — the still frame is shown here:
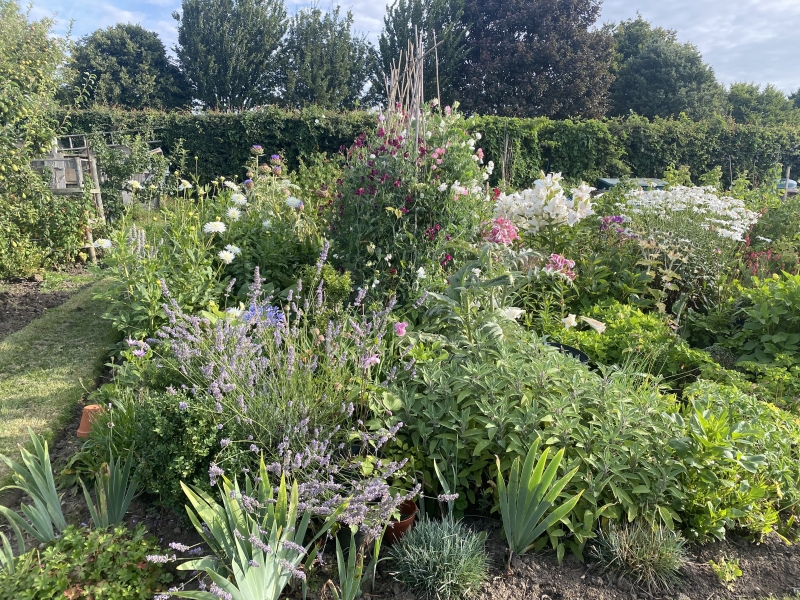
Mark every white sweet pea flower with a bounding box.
[438,183,448,192]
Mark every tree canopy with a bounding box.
[68,24,188,110]
[374,0,466,106]
[278,6,373,110]
[174,0,287,111]
[456,0,613,119]
[726,82,800,125]
[608,16,725,120]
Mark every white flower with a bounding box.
[471,268,482,277]
[485,161,494,175]
[367,243,376,254]
[425,131,432,139]
[128,180,141,190]
[369,154,376,159]
[224,244,241,255]
[226,207,241,221]
[223,181,239,191]
[756,236,772,243]
[262,219,272,229]
[475,132,482,140]
[438,183,448,192]
[203,221,227,234]
[384,254,393,262]
[178,180,193,191]
[416,266,426,280]
[314,119,320,124]
[218,250,236,264]
[93,238,112,249]
[230,193,247,206]
[562,314,577,329]
[371,279,380,288]
[502,307,525,321]
[286,196,304,209]
[225,306,243,318]
[580,316,606,334]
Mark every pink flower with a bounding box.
[544,253,577,281]
[484,218,519,245]
[394,322,408,336]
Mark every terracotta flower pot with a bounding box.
[77,404,104,439]
[384,499,418,545]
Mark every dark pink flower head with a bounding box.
[544,253,577,281]
[484,217,519,245]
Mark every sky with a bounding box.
[30,0,800,95]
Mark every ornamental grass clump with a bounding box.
[389,517,488,600]
[591,520,688,593]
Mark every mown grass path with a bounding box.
[0,279,117,480]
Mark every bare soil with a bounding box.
[0,269,91,339]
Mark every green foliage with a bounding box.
[278,6,374,110]
[591,520,687,592]
[495,440,582,565]
[0,0,90,276]
[729,273,800,366]
[66,24,189,110]
[130,390,221,512]
[383,332,686,558]
[608,16,725,120]
[709,556,742,590]
[388,517,488,600]
[0,430,67,545]
[174,0,287,111]
[80,449,138,529]
[727,83,800,126]
[0,525,173,599]
[172,460,340,600]
[549,302,710,381]
[329,529,365,600]
[458,0,614,119]
[670,380,800,541]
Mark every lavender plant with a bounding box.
[139,244,398,478]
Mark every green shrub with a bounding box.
[389,517,488,600]
[591,520,687,592]
[670,380,800,540]
[0,525,172,599]
[131,390,221,511]
[548,301,710,381]
[383,330,685,558]
[728,273,800,366]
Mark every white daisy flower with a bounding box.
[218,250,236,264]
[203,221,227,234]
[226,207,241,221]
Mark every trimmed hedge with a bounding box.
[59,107,800,188]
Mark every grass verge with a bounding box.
[0,279,117,481]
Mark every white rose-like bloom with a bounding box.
[218,250,236,264]
[416,266,426,280]
[203,221,227,234]
[437,183,448,192]
[475,132,482,140]
[562,314,577,329]
[486,161,495,175]
[262,219,272,229]
[128,180,141,190]
[286,196,304,209]
[230,193,247,206]
[94,238,112,249]
[226,207,241,221]
[502,307,525,321]
[224,244,241,255]
[223,180,239,190]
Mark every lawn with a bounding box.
[0,279,117,481]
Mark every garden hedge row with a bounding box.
[60,107,800,188]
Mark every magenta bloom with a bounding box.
[544,253,577,281]
[484,217,519,245]
[394,321,408,336]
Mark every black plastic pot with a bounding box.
[547,342,589,364]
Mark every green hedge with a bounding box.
[59,107,800,188]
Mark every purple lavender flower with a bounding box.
[221,438,231,448]
[146,553,176,563]
[169,542,192,552]
[179,401,188,410]
[209,463,225,486]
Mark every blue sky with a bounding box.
[31,0,800,95]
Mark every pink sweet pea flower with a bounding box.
[394,321,408,336]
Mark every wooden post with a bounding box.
[784,165,792,202]
[85,225,97,264]
[86,147,105,224]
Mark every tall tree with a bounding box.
[456,0,613,118]
[608,17,725,119]
[278,6,373,110]
[373,0,466,106]
[727,82,800,125]
[67,24,188,110]
[174,0,287,111]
